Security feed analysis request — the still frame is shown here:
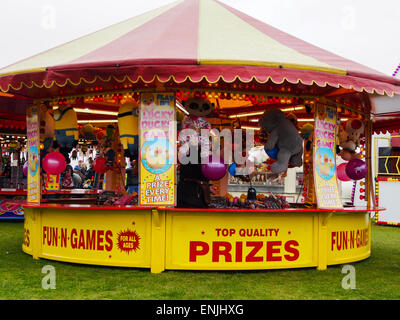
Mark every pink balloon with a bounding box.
[23,161,28,176]
[42,152,67,175]
[346,158,367,181]
[337,163,351,181]
[201,156,228,181]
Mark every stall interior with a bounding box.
[18,83,369,211]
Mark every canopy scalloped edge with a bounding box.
[0,65,399,97]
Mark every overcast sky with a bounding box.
[0,0,399,76]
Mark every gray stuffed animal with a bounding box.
[258,108,303,174]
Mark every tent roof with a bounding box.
[0,0,399,97]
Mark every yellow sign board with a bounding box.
[314,104,342,209]
[139,93,176,207]
[26,105,41,203]
[328,212,370,264]
[165,211,318,270]
[24,208,152,267]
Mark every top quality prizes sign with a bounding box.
[313,104,342,209]
[139,93,176,206]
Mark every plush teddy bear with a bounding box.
[179,97,214,158]
[338,118,364,161]
[258,108,303,174]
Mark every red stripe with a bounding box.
[215,0,396,85]
[70,0,199,66]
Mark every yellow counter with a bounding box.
[21,203,379,273]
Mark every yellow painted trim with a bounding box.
[198,59,347,76]
[0,73,395,97]
[0,67,47,77]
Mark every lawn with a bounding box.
[1,220,399,300]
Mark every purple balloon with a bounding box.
[23,161,28,176]
[201,156,228,181]
[345,158,367,180]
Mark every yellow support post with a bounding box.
[150,209,166,273]
[31,208,42,260]
[317,212,332,270]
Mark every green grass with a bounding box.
[1,221,400,300]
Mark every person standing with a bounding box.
[126,159,139,194]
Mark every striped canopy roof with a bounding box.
[0,0,399,97]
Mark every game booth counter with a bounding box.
[1,0,398,273]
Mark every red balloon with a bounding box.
[93,157,108,173]
[337,163,351,181]
[42,152,66,175]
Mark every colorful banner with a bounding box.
[139,93,176,207]
[26,105,41,203]
[313,104,342,209]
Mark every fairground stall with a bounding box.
[369,94,400,227]
[1,0,398,272]
[0,99,27,219]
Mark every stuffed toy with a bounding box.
[39,104,55,151]
[258,108,303,174]
[118,102,139,159]
[338,118,364,161]
[300,122,314,152]
[177,97,214,208]
[179,97,214,158]
[80,123,96,141]
[53,104,78,150]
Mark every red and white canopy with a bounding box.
[0,0,399,101]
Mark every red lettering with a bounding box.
[331,232,336,251]
[235,242,243,262]
[97,230,104,250]
[189,241,209,262]
[71,229,77,249]
[78,229,85,249]
[266,241,282,261]
[350,231,355,249]
[212,241,232,262]
[246,241,263,262]
[284,240,299,261]
[52,227,58,246]
[105,230,113,251]
[86,230,96,250]
[42,226,47,245]
[60,228,67,248]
